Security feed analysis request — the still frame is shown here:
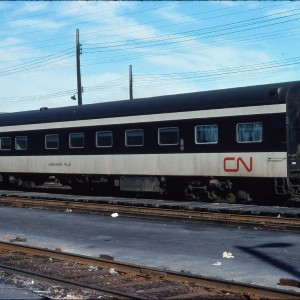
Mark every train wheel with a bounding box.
[237,190,252,203]
[226,193,237,204]
[23,181,37,189]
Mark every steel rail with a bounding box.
[0,196,300,230]
[0,263,145,300]
[0,241,299,300]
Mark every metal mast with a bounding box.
[76,29,82,105]
[129,65,133,100]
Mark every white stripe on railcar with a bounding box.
[0,152,287,178]
[0,104,286,133]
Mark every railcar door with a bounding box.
[286,83,300,196]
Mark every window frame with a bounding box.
[195,124,218,144]
[236,122,263,143]
[45,134,59,150]
[158,127,179,146]
[69,132,84,149]
[15,136,28,151]
[0,137,11,151]
[96,130,113,148]
[125,129,144,147]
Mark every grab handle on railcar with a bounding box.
[268,158,286,162]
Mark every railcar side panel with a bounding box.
[0,152,287,177]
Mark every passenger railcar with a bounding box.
[0,81,300,204]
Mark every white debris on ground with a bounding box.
[222,251,234,259]
[212,252,234,266]
[88,266,98,272]
[111,213,119,218]
[109,268,119,276]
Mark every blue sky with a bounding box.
[0,1,300,112]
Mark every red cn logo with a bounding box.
[223,157,253,173]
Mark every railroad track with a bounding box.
[0,194,300,231]
[0,241,299,299]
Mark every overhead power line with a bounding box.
[0,1,299,110]
[0,2,176,40]
[0,47,74,76]
[0,77,128,103]
[2,54,300,105]
[83,7,300,53]
[0,2,281,56]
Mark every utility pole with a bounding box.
[129,65,133,100]
[76,29,83,105]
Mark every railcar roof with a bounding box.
[0,81,298,126]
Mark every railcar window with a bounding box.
[158,127,179,145]
[125,129,144,146]
[45,134,59,149]
[15,136,27,150]
[236,122,263,143]
[195,125,218,144]
[0,137,11,150]
[96,131,113,148]
[69,133,84,148]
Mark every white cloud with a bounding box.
[0,40,33,68]
[10,19,66,31]
[23,2,49,13]
[154,3,195,23]
[0,36,24,48]
[9,1,49,17]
